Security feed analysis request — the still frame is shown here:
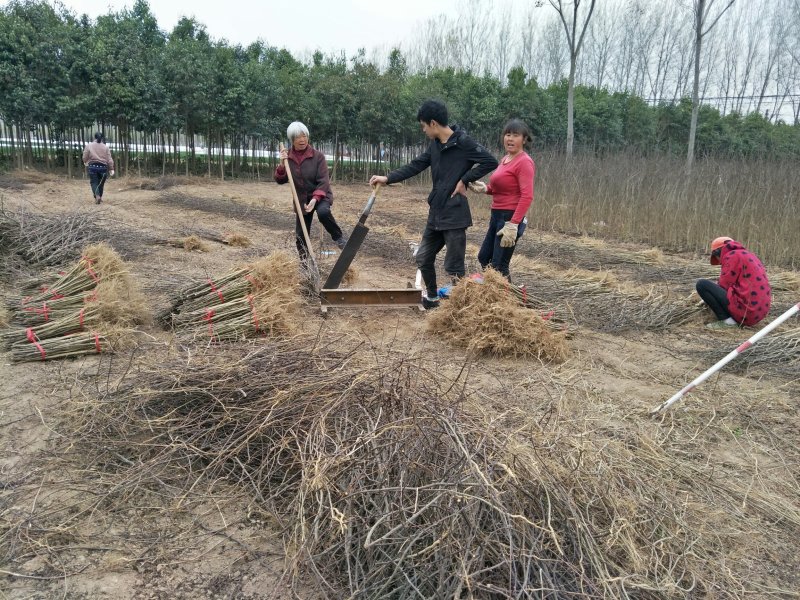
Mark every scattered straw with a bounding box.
[0,302,8,327]
[428,269,569,361]
[182,235,209,252]
[225,233,251,247]
[770,270,800,293]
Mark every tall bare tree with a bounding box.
[546,0,597,156]
[686,0,736,171]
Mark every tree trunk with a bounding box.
[687,0,704,172]
[567,57,577,157]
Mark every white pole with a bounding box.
[651,302,800,415]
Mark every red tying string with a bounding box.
[245,274,258,290]
[521,286,527,303]
[79,308,85,328]
[247,294,260,332]
[85,265,99,282]
[85,289,98,302]
[203,309,216,338]
[40,285,49,293]
[49,291,64,300]
[26,328,46,360]
[38,302,50,322]
[93,332,102,353]
[207,278,225,303]
[22,296,31,306]
[541,310,554,321]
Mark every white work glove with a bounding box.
[109,170,115,177]
[468,180,487,193]
[304,199,317,214]
[497,222,518,248]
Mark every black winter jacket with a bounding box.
[386,126,498,230]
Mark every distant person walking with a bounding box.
[275,121,348,260]
[468,119,534,281]
[696,236,772,330]
[369,100,498,309]
[82,132,114,204]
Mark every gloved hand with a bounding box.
[497,222,518,248]
[304,199,317,214]
[468,181,487,193]
[109,170,115,177]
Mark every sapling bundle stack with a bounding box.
[164,252,299,326]
[10,329,128,362]
[170,251,302,341]
[21,242,125,307]
[6,245,149,361]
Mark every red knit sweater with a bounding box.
[485,152,535,224]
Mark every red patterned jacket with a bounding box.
[718,240,771,326]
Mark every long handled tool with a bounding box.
[281,145,320,291]
[651,301,800,415]
[322,184,381,289]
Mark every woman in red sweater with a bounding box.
[469,119,534,280]
[696,236,772,330]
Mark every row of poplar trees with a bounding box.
[1,0,798,180]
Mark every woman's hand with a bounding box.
[279,148,288,161]
[468,181,487,194]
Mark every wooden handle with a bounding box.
[281,144,315,255]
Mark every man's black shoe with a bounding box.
[422,296,440,310]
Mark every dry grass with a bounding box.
[0,301,8,327]
[428,269,570,361]
[225,232,251,247]
[770,270,800,293]
[182,235,209,252]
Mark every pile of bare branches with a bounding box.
[0,206,109,266]
[62,338,774,597]
[513,266,704,331]
[704,326,800,377]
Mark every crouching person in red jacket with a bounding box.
[696,236,771,330]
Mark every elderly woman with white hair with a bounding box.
[275,121,347,258]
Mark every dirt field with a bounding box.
[1,173,799,599]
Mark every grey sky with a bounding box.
[38,0,464,57]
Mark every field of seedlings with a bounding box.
[1,171,799,599]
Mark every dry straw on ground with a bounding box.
[225,232,251,247]
[182,235,209,252]
[0,301,8,327]
[57,338,794,597]
[428,269,570,361]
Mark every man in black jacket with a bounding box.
[369,100,498,309]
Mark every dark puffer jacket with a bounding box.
[386,126,498,231]
[718,240,771,326]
